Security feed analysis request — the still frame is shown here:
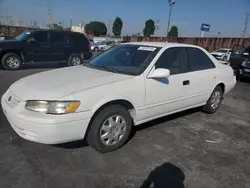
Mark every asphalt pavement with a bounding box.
[0,65,250,188]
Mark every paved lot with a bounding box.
[0,65,250,188]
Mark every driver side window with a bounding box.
[155,47,188,75]
[32,32,49,43]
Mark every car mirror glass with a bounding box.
[27,37,35,44]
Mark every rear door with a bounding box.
[49,31,71,61]
[184,47,217,106]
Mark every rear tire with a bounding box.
[67,54,83,66]
[87,105,133,153]
[202,86,223,114]
[94,47,99,52]
[1,53,22,70]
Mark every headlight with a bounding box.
[25,100,80,114]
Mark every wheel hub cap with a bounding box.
[100,115,126,146]
[6,57,19,68]
[211,91,221,109]
[72,57,81,65]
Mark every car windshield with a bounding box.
[85,44,161,75]
[15,31,31,41]
[215,49,228,53]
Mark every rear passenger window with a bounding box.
[50,32,67,44]
[155,47,188,75]
[71,33,88,45]
[186,47,215,71]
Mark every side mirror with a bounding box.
[149,68,170,78]
[243,52,249,56]
[27,37,35,44]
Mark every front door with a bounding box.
[145,47,191,119]
[24,31,52,62]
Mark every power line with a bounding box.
[242,12,249,38]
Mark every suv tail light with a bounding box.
[88,43,91,51]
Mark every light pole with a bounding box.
[81,0,83,26]
[166,0,176,37]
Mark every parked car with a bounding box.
[0,35,15,41]
[0,30,92,70]
[229,44,250,80]
[100,41,116,51]
[211,48,232,61]
[1,42,236,153]
[91,41,108,52]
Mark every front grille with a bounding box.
[243,72,250,77]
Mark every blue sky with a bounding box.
[0,0,250,37]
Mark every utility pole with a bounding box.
[166,0,176,38]
[81,0,83,26]
[107,19,111,36]
[46,0,52,26]
[242,12,249,38]
[155,20,160,36]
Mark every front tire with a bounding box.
[87,105,133,153]
[1,53,22,70]
[67,54,83,66]
[202,86,223,114]
[222,56,227,61]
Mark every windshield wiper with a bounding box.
[93,65,119,73]
[83,63,118,73]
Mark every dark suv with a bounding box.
[229,44,250,80]
[0,30,92,70]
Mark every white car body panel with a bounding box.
[1,42,236,144]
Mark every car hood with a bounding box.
[0,40,19,44]
[0,40,22,48]
[9,66,133,100]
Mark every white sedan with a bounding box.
[211,48,232,61]
[1,42,236,153]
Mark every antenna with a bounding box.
[242,12,249,38]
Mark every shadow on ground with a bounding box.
[57,107,201,150]
[140,162,185,188]
[19,62,66,69]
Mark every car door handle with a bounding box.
[44,45,50,48]
[183,80,190,85]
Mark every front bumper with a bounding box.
[239,68,250,78]
[1,90,92,144]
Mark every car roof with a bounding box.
[122,42,200,48]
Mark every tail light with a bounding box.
[88,43,91,51]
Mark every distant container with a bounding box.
[71,26,85,34]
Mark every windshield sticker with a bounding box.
[25,32,31,35]
[138,46,156,51]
